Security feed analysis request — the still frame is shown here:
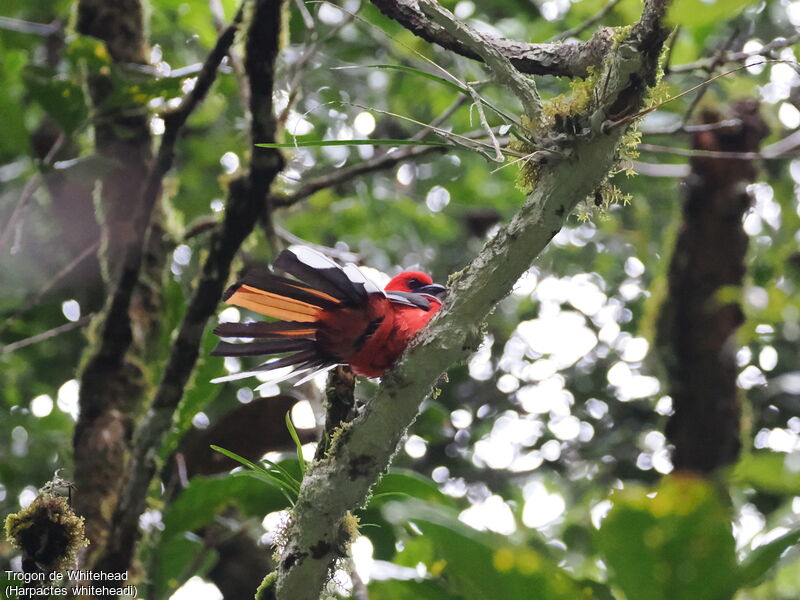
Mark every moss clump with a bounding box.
[5,494,88,571]
[254,571,278,600]
[340,512,360,547]
[508,115,543,194]
[541,67,600,126]
[610,24,634,45]
[576,179,632,221]
[509,141,541,195]
[511,67,602,195]
[326,420,354,457]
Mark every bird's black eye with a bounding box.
[407,278,421,289]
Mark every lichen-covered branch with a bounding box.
[92,0,287,576]
[275,1,670,598]
[657,102,767,472]
[370,0,614,78]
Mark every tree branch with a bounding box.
[657,101,767,472]
[72,0,156,557]
[370,0,614,79]
[668,33,800,73]
[275,1,670,597]
[0,15,60,36]
[92,0,287,576]
[417,0,541,122]
[72,1,246,560]
[272,144,444,208]
[1,314,94,355]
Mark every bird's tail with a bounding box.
[210,246,381,384]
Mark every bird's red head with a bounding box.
[385,270,433,292]
[385,270,447,302]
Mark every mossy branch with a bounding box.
[274,1,670,599]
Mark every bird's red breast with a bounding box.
[210,246,446,384]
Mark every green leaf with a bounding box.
[285,411,306,477]
[210,445,297,484]
[667,0,759,26]
[151,533,218,599]
[368,578,461,600]
[255,139,451,148]
[151,470,290,597]
[210,444,300,503]
[22,66,87,133]
[0,47,29,160]
[733,452,800,495]
[162,473,288,535]
[382,500,602,600]
[160,326,225,459]
[334,64,519,125]
[738,528,800,588]
[369,469,457,508]
[66,34,112,70]
[596,475,737,600]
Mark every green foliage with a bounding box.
[597,476,737,600]
[380,499,611,600]
[738,528,800,589]
[151,470,295,597]
[734,452,800,495]
[160,326,226,459]
[667,0,760,26]
[210,445,302,506]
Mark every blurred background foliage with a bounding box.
[1,0,800,598]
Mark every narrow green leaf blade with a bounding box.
[255,139,451,148]
[738,528,800,588]
[285,411,306,477]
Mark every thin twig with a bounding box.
[2,314,94,354]
[683,25,742,125]
[294,0,316,31]
[417,0,542,122]
[631,160,690,178]
[763,128,800,158]
[668,33,800,73]
[209,0,250,109]
[272,144,443,208]
[549,0,623,42]
[271,127,516,211]
[271,95,471,208]
[0,239,100,333]
[638,143,794,160]
[605,61,786,131]
[640,118,743,135]
[347,102,517,159]
[410,94,471,142]
[0,134,65,253]
[0,16,59,36]
[277,4,359,131]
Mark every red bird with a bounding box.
[211,246,447,384]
